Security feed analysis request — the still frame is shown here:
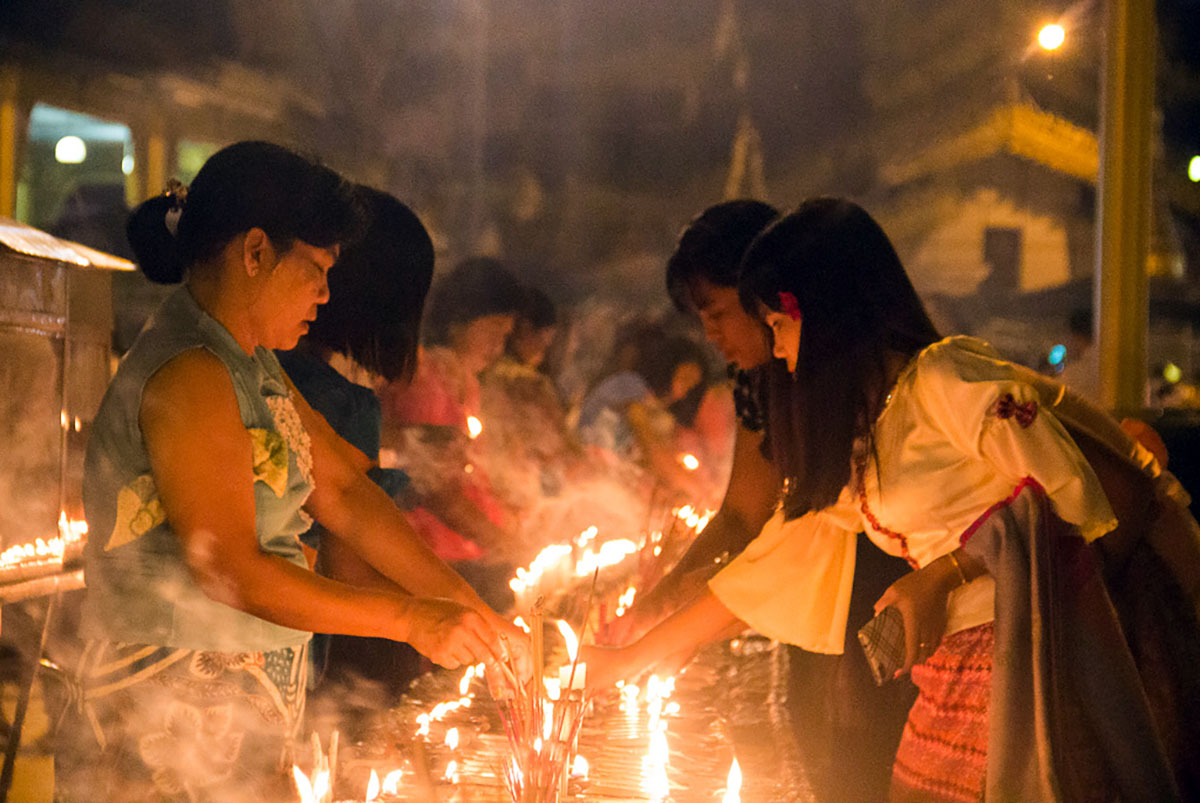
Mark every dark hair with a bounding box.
[424,257,526,346]
[305,187,434,382]
[126,141,362,284]
[739,197,941,519]
[636,335,709,399]
[518,285,557,330]
[666,199,780,312]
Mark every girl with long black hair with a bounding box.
[587,198,1200,801]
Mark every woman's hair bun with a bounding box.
[126,193,185,284]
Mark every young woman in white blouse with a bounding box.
[586,198,1200,801]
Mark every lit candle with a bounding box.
[558,661,587,690]
[722,758,743,803]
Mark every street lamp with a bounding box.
[1038,23,1066,51]
[54,135,86,164]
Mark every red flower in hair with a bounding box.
[778,292,802,321]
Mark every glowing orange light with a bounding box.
[722,758,743,803]
[1038,23,1065,50]
[466,415,483,439]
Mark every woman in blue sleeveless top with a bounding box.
[56,142,523,802]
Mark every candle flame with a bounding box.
[459,664,475,695]
[722,758,743,803]
[573,525,599,547]
[2,513,88,572]
[466,415,483,439]
[680,453,700,471]
[311,770,330,803]
[445,727,459,750]
[574,538,637,576]
[643,727,671,801]
[415,696,472,737]
[292,766,315,803]
[382,769,403,795]
[615,585,637,616]
[556,619,579,662]
[444,759,459,783]
[509,543,572,593]
[366,768,381,801]
[571,754,590,779]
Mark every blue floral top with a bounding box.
[82,288,313,651]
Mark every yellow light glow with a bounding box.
[292,766,315,803]
[1189,156,1200,183]
[509,543,572,592]
[458,664,476,695]
[55,135,87,164]
[722,759,743,803]
[445,727,459,750]
[311,769,330,803]
[466,415,483,439]
[556,619,579,661]
[680,453,700,471]
[1164,362,1183,384]
[1038,23,1065,50]
[382,769,403,795]
[574,538,638,576]
[366,769,381,802]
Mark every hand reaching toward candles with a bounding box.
[579,644,638,692]
[400,597,504,669]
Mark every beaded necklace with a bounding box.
[854,355,922,569]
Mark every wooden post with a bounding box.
[0,69,23,219]
[1094,0,1156,413]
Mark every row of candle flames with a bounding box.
[292,500,746,802]
[0,413,725,800]
[0,512,88,576]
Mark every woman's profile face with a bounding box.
[256,240,339,350]
[761,305,801,373]
[691,279,772,369]
[510,319,556,368]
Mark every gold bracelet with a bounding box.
[945,550,968,586]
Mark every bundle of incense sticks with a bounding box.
[492,575,598,802]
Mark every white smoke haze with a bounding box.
[181,525,246,611]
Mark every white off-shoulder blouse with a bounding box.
[709,336,1118,654]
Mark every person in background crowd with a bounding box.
[577,326,712,503]
[587,197,1200,802]
[481,286,580,517]
[57,142,522,802]
[606,201,782,643]
[379,257,526,610]
[606,199,914,801]
[276,186,434,724]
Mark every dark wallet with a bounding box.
[856,605,906,685]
